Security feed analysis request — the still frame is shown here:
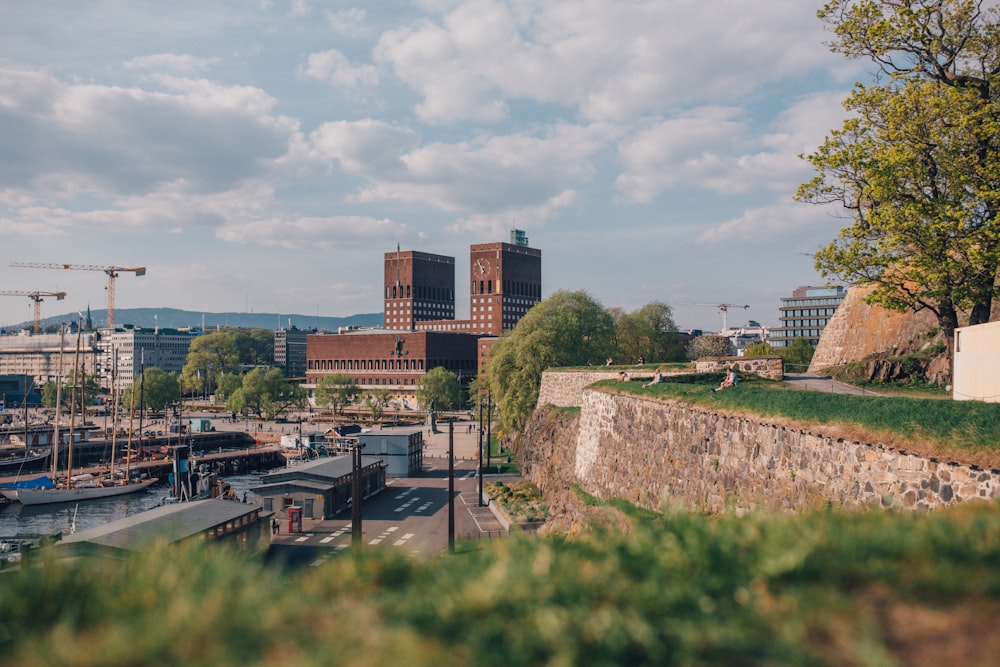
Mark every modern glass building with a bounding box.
[769,285,847,348]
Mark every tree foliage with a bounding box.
[415,367,464,412]
[364,389,393,423]
[685,335,732,360]
[120,368,180,414]
[314,373,360,417]
[180,332,240,397]
[798,0,1000,376]
[778,338,815,372]
[743,342,777,357]
[612,301,684,363]
[45,369,101,408]
[487,290,616,433]
[226,367,306,420]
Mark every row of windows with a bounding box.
[502,281,541,298]
[780,308,838,317]
[782,298,844,307]
[780,319,831,328]
[772,329,823,339]
[386,285,455,300]
[310,358,427,372]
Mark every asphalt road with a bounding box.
[267,455,516,567]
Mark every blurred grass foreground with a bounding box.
[2,498,999,667]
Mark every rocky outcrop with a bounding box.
[809,286,942,374]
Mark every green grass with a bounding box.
[3,501,998,666]
[607,374,1000,459]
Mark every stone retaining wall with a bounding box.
[536,359,782,408]
[526,378,1000,513]
[695,356,783,380]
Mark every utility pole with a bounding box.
[477,395,484,506]
[485,392,493,471]
[352,439,364,549]
[448,420,455,553]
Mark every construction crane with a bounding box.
[673,302,750,332]
[0,290,67,333]
[10,263,145,327]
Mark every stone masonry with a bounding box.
[527,370,1000,513]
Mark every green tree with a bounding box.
[225,367,304,420]
[235,329,275,367]
[40,380,60,409]
[613,301,682,364]
[416,367,464,412]
[488,290,616,433]
[798,0,1000,377]
[181,331,240,398]
[364,389,393,424]
[213,372,244,405]
[120,368,180,414]
[744,342,777,357]
[686,335,732,360]
[59,368,101,408]
[779,338,815,372]
[314,373,360,418]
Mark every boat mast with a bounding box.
[125,362,136,484]
[65,318,83,485]
[22,377,31,451]
[51,325,65,479]
[109,348,118,483]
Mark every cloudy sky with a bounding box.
[0,1,863,333]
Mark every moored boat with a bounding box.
[0,448,51,474]
[6,475,159,506]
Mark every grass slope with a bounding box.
[609,374,1000,468]
[2,500,998,666]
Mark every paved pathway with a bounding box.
[782,372,886,396]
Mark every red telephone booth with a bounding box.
[288,506,303,534]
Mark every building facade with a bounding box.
[307,232,541,405]
[0,330,99,386]
[274,327,310,378]
[306,330,480,404]
[384,250,456,331]
[769,285,847,348]
[96,327,200,389]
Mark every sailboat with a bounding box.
[2,324,158,506]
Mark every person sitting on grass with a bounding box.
[643,370,663,387]
[711,368,737,393]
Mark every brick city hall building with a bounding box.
[306,231,542,407]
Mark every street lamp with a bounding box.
[352,438,366,549]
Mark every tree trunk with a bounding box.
[936,303,960,382]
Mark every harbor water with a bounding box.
[0,472,269,538]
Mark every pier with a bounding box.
[0,437,286,496]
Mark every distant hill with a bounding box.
[7,307,384,333]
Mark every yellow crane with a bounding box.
[673,302,749,332]
[10,263,145,327]
[0,290,67,333]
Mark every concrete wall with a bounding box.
[953,321,1000,403]
[525,371,1000,513]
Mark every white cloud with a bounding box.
[375,0,839,124]
[696,199,842,245]
[124,54,218,74]
[614,91,853,204]
[312,119,610,213]
[326,8,368,36]
[300,49,379,88]
[217,215,412,250]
